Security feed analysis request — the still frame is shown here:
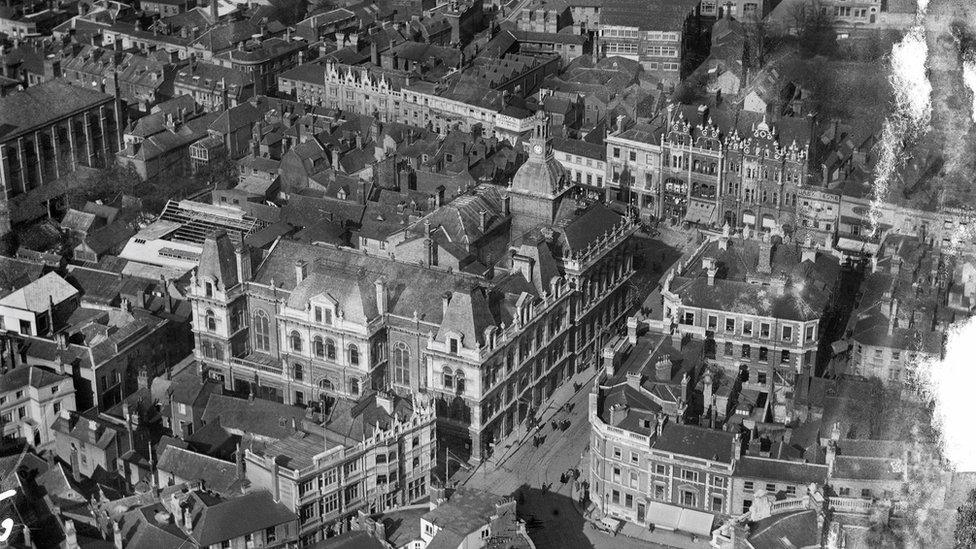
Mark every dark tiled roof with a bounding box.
[0,79,113,141]
[749,509,820,549]
[733,456,827,484]
[652,423,736,463]
[551,137,606,161]
[0,365,69,393]
[423,488,502,537]
[201,394,306,440]
[189,490,296,546]
[156,446,242,495]
[601,0,699,30]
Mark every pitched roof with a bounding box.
[0,272,78,312]
[733,456,828,485]
[188,489,296,546]
[0,80,113,141]
[0,365,70,393]
[156,446,242,495]
[201,393,306,440]
[198,231,239,288]
[601,0,699,30]
[749,509,820,549]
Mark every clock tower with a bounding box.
[506,113,573,231]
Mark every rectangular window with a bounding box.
[744,481,754,492]
[681,470,698,482]
[725,318,735,332]
[611,490,620,504]
[625,493,634,508]
[724,342,733,357]
[654,484,665,499]
[630,452,639,465]
[805,325,815,341]
[742,321,753,336]
[760,323,770,338]
[741,344,751,359]
[707,315,717,330]
[681,490,696,507]
[630,471,638,488]
[782,326,793,341]
[655,464,666,475]
[711,496,723,512]
[613,447,622,459]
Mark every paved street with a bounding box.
[457,233,692,549]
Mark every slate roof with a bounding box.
[198,231,240,288]
[0,365,69,393]
[0,272,78,312]
[201,393,306,440]
[0,79,113,141]
[601,0,698,30]
[733,456,828,485]
[0,256,44,299]
[423,489,503,537]
[156,446,242,495]
[652,423,736,463]
[552,137,606,161]
[749,509,820,549]
[252,239,474,326]
[186,489,296,546]
[669,236,841,321]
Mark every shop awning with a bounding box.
[685,200,718,226]
[761,215,776,229]
[836,237,881,254]
[676,508,716,536]
[644,502,715,536]
[743,212,756,225]
[645,501,682,530]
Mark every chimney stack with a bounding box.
[655,355,673,382]
[703,256,717,285]
[295,260,308,284]
[627,316,638,344]
[757,242,772,274]
[375,278,387,315]
[441,292,452,319]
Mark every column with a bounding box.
[51,125,60,180]
[99,105,110,159]
[33,131,43,188]
[16,138,27,195]
[67,117,78,168]
[83,112,94,166]
[0,144,11,198]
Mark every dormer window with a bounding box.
[449,338,458,354]
[205,282,213,298]
[314,306,322,323]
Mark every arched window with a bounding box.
[455,370,465,394]
[253,311,270,351]
[290,331,302,353]
[349,378,360,395]
[319,378,333,391]
[313,336,324,358]
[325,338,336,360]
[442,366,454,389]
[294,363,304,381]
[393,342,410,385]
[205,309,216,331]
[348,344,359,365]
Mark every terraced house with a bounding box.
[187,122,638,465]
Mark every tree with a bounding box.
[956,489,976,548]
[789,0,837,58]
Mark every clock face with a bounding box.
[533,144,543,155]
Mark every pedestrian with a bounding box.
[551,420,558,430]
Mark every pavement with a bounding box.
[454,232,696,549]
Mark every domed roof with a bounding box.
[509,138,569,199]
